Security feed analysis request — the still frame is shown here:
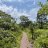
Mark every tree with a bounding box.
[37,2,48,29]
[37,13,47,29]
[20,15,31,28]
[0,10,16,30]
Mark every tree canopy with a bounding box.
[20,15,32,28]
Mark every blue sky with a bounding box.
[0,0,46,23]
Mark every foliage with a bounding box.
[37,3,48,29]
[0,1,48,48]
[0,31,16,48]
[0,10,22,48]
[34,29,48,48]
[20,15,32,28]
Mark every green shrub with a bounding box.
[0,31,16,48]
[34,29,48,48]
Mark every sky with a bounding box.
[0,0,46,23]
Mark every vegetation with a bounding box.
[0,0,48,48]
[0,11,22,48]
[33,1,48,48]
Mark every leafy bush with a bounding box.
[34,29,48,48]
[0,31,16,48]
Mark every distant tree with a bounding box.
[20,15,31,28]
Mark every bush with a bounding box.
[0,31,16,48]
[34,29,48,48]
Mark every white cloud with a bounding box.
[17,0,22,2]
[30,7,40,16]
[1,0,37,4]
[1,0,23,2]
[0,0,3,4]
[2,0,16,2]
[9,7,40,21]
[0,4,13,14]
[0,0,2,3]
[29,7,40,21]
[0,4,29,17]
[0,3,40,22]
[0,0,41,23]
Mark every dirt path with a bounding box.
[20,32,32,48]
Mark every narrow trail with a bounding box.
[20,32,32,48]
